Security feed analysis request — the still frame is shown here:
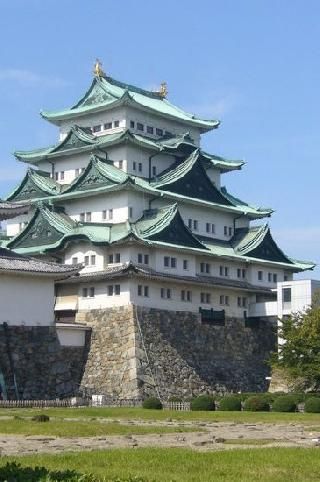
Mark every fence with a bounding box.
[163,401,191,411]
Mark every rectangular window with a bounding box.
[138,285,143,296]
[92,125,101,133]
[167,289,171,299]
[102,210,106,220]
[152,166,157,176]
[118,160,123,170]
[220,295,229,305]
[283,287,292,303]
[129,207,133,218]
[55,172,59,181]
[84,256,89,266]
[220,266,223,276]
[144,286,149,297]
[225,267,229,276]
[224,226,228,236]
[138,163,142,172]
[186,290,192,302]
[242,269,246,279]
[60,171,65,181]
[200,263,210,274]
[161,288,165,298]
[237,268,241,278]
[164,256,170,267]
[138,253,143,263]
[86,212,91,222]
[225,295,229,306]
[144,254,149,265]
[206,222,210,233]
[156,128,163,136]
[258,270,263,281]
[161,288,171,299]
[104,122,112,130]
[108,254,114,264]
[115,253,121,263]
[72,257,78,265]
[171,257,176,268]
[147,126,154,134]
[82,288,88,298]
[80,212,85,222]
[183,259,188,270]
[237,296,242,307]
[181,290,192,302]
[130,120,135,128]
[193,220,198,231]
[108,209,113,220]
[114,120,120,128]
[284,275,288,281]
[107,285,114,296]
[273,273,277,283]
[114,284,120,295]
[188,219,192,229]
[268,273,272,282]
[181,290,186,301]
[228,227,233,236]
[133,161,136,171]
[89,287,95,298]
[90,255,96,266]
[211,224,215,234]
[75,168,80,176]
[137,122,144,131]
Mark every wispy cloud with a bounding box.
[0,69,70,88]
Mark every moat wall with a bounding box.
[77,305,277,399]
[0,324,90,400]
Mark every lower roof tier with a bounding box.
[6,203,314,273]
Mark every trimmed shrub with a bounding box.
[219,396,242,411]
[305,397,320,413]
[243,396,270,412]
[191,395,215,411]
[31,414,50,422]
[168,396,183,402]
[272,395,297,412]
[142,397,163,410]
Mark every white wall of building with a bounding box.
[65,191,130,223]
[0,274,54,326]
[56,324,88,347]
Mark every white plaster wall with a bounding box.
[6,213,31,237]
[56,326,87,347]
[77,279,131,309]
[248,264,287,288]
[154,248,196,276]
[0,274,54,326]
[65,191,130,223]
[64,243,105,272]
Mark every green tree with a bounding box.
[272,302,320,390]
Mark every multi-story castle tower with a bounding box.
[2,61,314,397]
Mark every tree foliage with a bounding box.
[272,302,320,390]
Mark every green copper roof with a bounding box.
[8,204,313,272]
[40,76,219,132]
[6,169,62,202]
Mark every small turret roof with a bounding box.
[0,201,29,221]
[40,76,219,132]
[6,168,62,202]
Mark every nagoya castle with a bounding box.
[3,60,314,398]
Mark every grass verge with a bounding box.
[1,447,320,481]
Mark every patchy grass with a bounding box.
[1,407,320,424]
[0,418,197,438]
[223,438,279,445]
[2,448,320,481]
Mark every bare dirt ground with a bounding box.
[0,419,319,456]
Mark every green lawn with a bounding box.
[1,407,320,424]
[2,448,320,481]
[0,418,196,437]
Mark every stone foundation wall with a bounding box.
[0,324,90,400]
[78,305,277,399]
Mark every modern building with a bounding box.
[1,61,315,397]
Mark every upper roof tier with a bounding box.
[40,75,220,132]
[14,126,244,173]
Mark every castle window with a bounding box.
[144,254,149,264]
[90,255,96,266]
[133,161,136,171]
[237,297,247,308]
[82,288,88,298]
[188,219,192,229]
[237,268,246,279]
[118,160,123,170]
[60,171,65,181]
[164,256,170,267]
[85,212,91,222]
[138,253,143,263]
[224,226,228,236]
[138,253,149,265]
[137,122,144,131]
[147,126,154,134]
[138,285,149,297]
[156,128,163,136]
[115,284,120,295]
[72,257,78,265]
[75,168,80,176]
[130,120,135,128]
[181,290,192,302]
[129,207,133,218]
[114,120,120,128]
[206,223,215,234]
[268,273,272,282]
[107,285,114,296]
[258,270,263,281]
[193,220,198,231]
[200,262,210,274]
[201,292,211,304]
[92,124,102,133]
[89,287,95,298]
[84,256,89,266]
[220,266,229,277]
[183,259,188,270]
[229,227,233,236]
[80,212,85,222]
[138,163,142,172]
[107,284,120,296]
[102,210,106,220]
[104,122,112,130]
[220,295,229,306]
[161,288,171,299]
[152,166,157,176]
[273,273,277,283]
[55,172,59,181]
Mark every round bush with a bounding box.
[243,396,270,412]
[219,396,242,411]
[191,395,215,411]
[168,396,183,402]
[31,414,50,422]
[305,397,320,413]
[142,397,163,410]
[272,395,297,412]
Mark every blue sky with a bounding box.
[0,0,319,277]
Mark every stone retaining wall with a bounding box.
[77,305,277,399]
[0,324,90,400]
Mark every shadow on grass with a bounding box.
[0,461,92,481]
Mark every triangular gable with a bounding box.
[234,225,293,264]
[6,169,61,202]
[8,207,74,251]
[153,150,233,206]
[64,155,128,193]
[71,77,118,109]
[51,126,95,153]
[136,204,207,250]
